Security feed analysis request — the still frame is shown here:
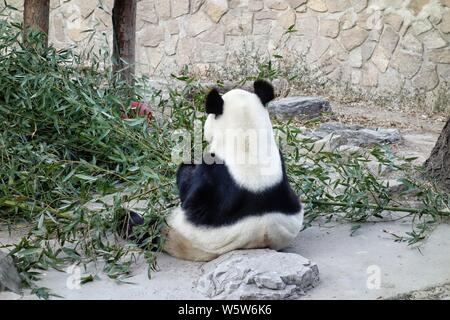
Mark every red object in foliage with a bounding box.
[130,101,151,116]
[126,100,152,125]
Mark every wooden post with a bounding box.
[23,0,50,47]
[112,0,137,85]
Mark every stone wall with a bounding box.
[2,0,450,103]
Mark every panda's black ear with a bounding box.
[254,80,275,106]
[205,88,224,115]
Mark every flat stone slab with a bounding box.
[268,96,331,117]
[311,122,402,146]
[196,249,319,300]
[391,283,450,300]
[0,251,21,293]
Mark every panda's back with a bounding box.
[178,154,301,226]
[165,156,303,260]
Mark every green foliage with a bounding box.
[277,122,450,243]
[0,21,184,287]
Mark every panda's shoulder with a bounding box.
[194,160,234,187]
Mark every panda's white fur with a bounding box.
[165,206,304,261]
[203,89,283,192]
[160,83,304,261]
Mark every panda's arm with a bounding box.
[176,163,200,204]
[179,167,218,222]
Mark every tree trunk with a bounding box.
[112,0,137,85]
[424,117,450,190]
[23,0,50,47]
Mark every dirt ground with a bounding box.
[331,102,447,164]
[332,102,447,134]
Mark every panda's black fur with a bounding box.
[176,154,301,227]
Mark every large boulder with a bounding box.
[267,96,331,118]
[196,249,319,299]
[311,122,402,146]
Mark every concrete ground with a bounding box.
[1,216,449,300]
[1,106,449,300]
[294,220,450,299]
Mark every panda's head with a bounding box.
[203,80,282,191]
[204,80,275,145]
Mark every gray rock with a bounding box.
[0,251,21,293]
[319,122,365,131]
[311,122,401,146]
[267,96,331,118]
[196,249,319,300]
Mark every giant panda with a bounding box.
[129,80,304,261]
[163,79,305,261]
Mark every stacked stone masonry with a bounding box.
[2,0,450,99]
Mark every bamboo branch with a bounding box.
[306,199,450,216]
